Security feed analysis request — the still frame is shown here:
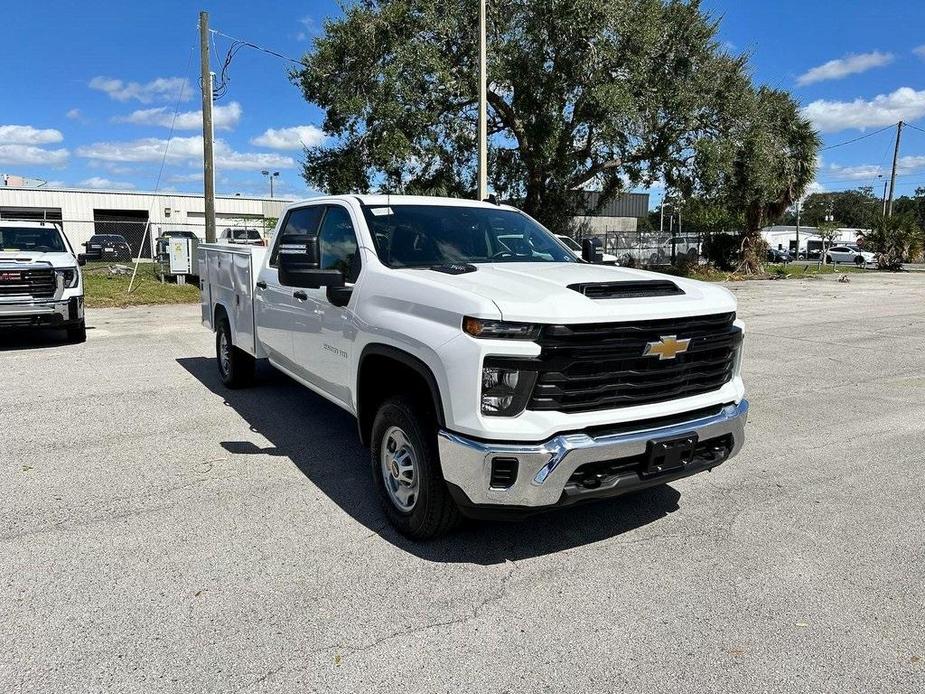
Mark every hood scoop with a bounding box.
[568,280,685,299]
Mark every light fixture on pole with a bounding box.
[261,170,279,198]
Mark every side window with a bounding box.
[318,206,361,283]
[270,206,324,266]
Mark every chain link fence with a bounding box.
[574,228,704,268]
[0,216,277,260]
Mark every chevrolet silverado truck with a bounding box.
[0,220,86,342]
[199,196,747,539]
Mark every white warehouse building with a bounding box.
[0,187,292,257]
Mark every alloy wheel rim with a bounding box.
[219,330,231,376]
[380,426,419,512]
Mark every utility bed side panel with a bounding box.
[198,244,266,358]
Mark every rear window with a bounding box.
[0,227,67,253]
[231,229,261,240]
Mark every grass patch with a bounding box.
[656,261,872,283]
[773,263,868,278]
[82,262,200,309]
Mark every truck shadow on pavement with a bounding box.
[178,357,682,564]
[0,327,89,351]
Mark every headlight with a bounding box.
[463,316,540,339]
[57,268,80,288]
[481,362,537,416]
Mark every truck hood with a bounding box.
[0,251,77,268]
[406,262,736,323]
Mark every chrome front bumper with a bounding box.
[0,298,83,325]
[438,400,749,509]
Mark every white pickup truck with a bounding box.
[0,220,86,342]
[200,195,747,538]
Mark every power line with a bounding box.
[210,29,304,65]
[820,123,897,151]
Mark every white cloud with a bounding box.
[250,125,325,150]
[215,145,296,171]
[76,135,295,171]
[296,16,317,42]
[802,87,925,133]
[914,45,925,59]
[0,124,64,145]
[77,135,202,163]
[115,102,242,131]
[797,51,893,86]
[66,109,82,120]
[166,172,204,184]
[826,163,885,180]
[801,181,826,200]
[825,156,925,182]
[80,177,136,190]
[0,144,69,166]
[89,76,191,103]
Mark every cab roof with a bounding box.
[286,194,516,211]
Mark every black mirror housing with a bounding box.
[278,236,341,288]
[76,254,87,267]
[581,238,603,263]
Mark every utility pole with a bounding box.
[887,120,903,217]
[199,11,217,243]
[882,179,889,217]
[659,194,665,234]
[795,199,800,258]
[477,0,488,200]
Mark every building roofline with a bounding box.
[0,185,294,203]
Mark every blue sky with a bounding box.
[3,0,925,202]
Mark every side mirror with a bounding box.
[581,238,603,264]
[77,254,87,267]
[278,237,344,289]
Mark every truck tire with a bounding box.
[66,320,87,344]
[216,315,254,389]
[371,395,460,539]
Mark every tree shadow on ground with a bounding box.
[178,356,682,564]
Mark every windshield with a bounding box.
[232,229,261,240]
[557,235,581,252]
[361,204,575,268]
[0,227,67,253]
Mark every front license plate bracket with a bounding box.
[643,434,698,477]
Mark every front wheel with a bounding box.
[216,315,254,388]
[855,255,866,267]
[825,254,833,265]
[66,319,86,343]
[370,395,460,539]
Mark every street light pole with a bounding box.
[477,0,488,200]
[261,170,279,198]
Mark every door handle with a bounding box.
[293,290,308,301]
[256,280,267,289]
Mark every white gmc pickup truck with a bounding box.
[0,220,86,342]
[200,195,747,538]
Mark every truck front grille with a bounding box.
[0,268,57,299]
[527,312,741,413]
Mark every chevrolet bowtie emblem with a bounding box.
[643,335,691,360]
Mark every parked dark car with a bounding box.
[767,248,792,263]
[82,234,132,261]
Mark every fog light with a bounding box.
[481,364,536,416]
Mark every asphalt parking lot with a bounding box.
[2,273,923,693]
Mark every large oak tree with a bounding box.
[293,0,816,241]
